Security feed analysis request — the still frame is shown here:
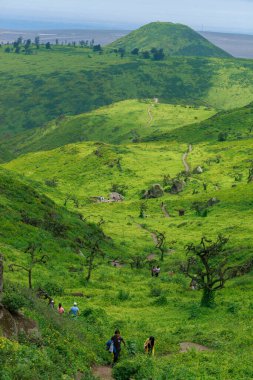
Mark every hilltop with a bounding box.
[107,22,231,58]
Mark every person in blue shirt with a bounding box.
[69,302,79,317]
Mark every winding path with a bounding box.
[161,203,170,218]
[92,366,113,380]
[182,144,192,173]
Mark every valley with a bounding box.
[1,21,253,380]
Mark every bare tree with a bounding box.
[82,237,104,282]
[9,243,48,289]
[155,232,167,261]
[181,235,253,307]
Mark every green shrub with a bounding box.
[39,281,64,296]
[2,291,28,313]
[113,356,154,380]
[153,295,167,305]
[150,286,162,297]
[117,290,130,301]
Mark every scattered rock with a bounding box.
[193,166,203,174]
[143,184,164,199]
[70,292,84,297]
[207,197,220,207]
[170,180,186,194]
[180,342,211,353]
[147,253,157,261]
[109,192,124,201]
[0,304,38,339]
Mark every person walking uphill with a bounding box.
[69,302,79,317]
[144,336,155,356]
[111,329,126,364]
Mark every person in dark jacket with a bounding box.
[111,329,125,364]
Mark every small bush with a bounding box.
[118,290,130,301]
[2,291,28,313]
[150,286,162,297]
[154,295,167,305]
[40,281,64,296]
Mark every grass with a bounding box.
[1,45,253,141]
[107,22,231,58]
[0,99,215,159]
[1,32,253,379]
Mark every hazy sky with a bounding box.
[1,0,253,33]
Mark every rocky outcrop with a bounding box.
[143,184,164,199]
[170,180,186,194]
[193,166,203,174]
[0,303,38,338]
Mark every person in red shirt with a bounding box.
[58,303,65,314]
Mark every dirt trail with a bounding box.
[92,366,113,380]
[161,203,170,218]
[180,342,210,353]
[182,144,192,173]
[147,104,154,126]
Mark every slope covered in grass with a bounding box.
[108,22,231,58]
[3,131,253,378]
[0,100,215,159]
[1,46,253,139]
[143,101,253,143]
[0,167,110,288]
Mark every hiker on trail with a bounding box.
[69,302,79,317]
[58,303,65,314]
[48,298,54,308]
[144,336,155,356]
[111,329,126,364]
[152,266,160,277]
[151,266,156,277]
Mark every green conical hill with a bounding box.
[107,22,231,57]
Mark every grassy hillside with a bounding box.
[143,101,253,143]
[0,167,110,288]
[3,130,253,378]
[1,46,253,139]
[0,100,215,159]
[108,22,231,58]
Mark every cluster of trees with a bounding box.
[130,47,165,60]
[2,36,100,54]
[3,36,51,54]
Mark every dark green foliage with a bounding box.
[39,281,64,296]
[218,131,228,141]
[150,286,162,297]
[118,289,130,301]
[2,284,29,312]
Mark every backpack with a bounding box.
[106,339,114,353]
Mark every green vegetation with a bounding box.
[1,22,253,380]
[0,100,215,159]
[1,41,253,140]
[108,22,231,58]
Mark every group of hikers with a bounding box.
[107,329,155,365]
[48,300,80,316]
[151,265,161,277]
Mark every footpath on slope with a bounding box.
[92,366,113,380]
[182,144,192,173]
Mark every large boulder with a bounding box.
[170,180,186,194]
[193,166,203,174]
[207,197,220,207]
[0,303,38,339]
[109,192,124,201]
[143,184,164,199]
